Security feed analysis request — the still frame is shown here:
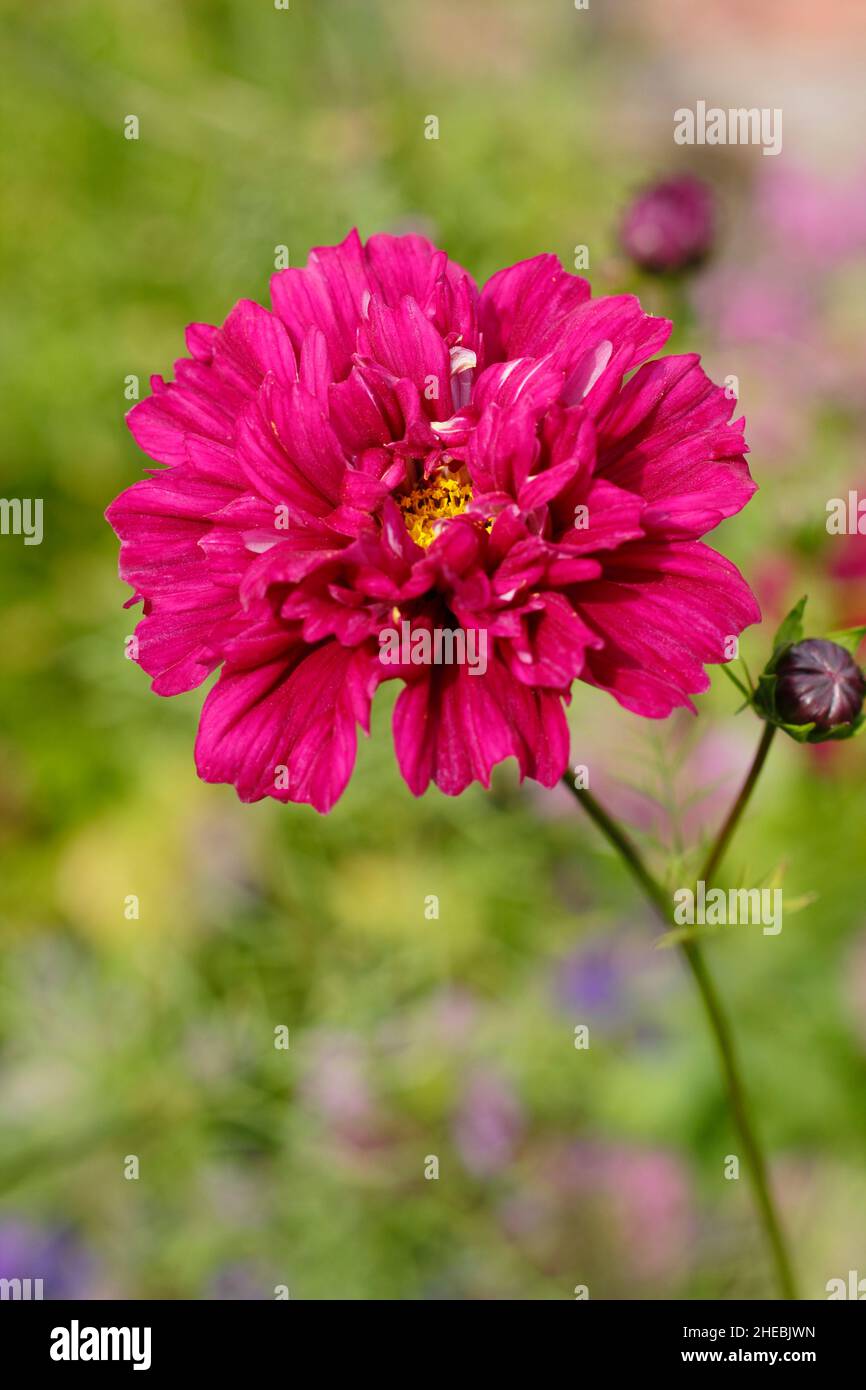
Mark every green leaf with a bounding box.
[771,595,807,655]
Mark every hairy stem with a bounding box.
[561,728,798,1300]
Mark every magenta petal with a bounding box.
[365,232,478,315]
[105,468,246,692]
[236,387,343,514]
[213,299,298,394]
[471,355,564,415]
[196,640,380,812]
[328,366,394,453]
[501,592,599,688]
[127,375,232,466]
[468,402,540,500]
[393,653,571,798]
[360,295,450,415]
[267,380,347,502]
[393,664,516,797]
[135,589,238,695]
[553,478,646,556]
[598,354,756,538]
[479,254,591,360]
[270,228,370,378]
[106,469,239,594]
[579,541,761,716]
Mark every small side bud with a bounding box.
[774,638,866,731]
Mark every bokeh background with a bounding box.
[2,0,866,1300]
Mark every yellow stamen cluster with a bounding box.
[398,475,473,548]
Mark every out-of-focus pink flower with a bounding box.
[620,175,715,274]
[420,986,479,1046]
[453,1069,524,1176]
[572,711,754,847]
[826,488,866,596]
[299,1032,380,1140]
[606,1148,694,1281]
[759,166,866,266]
[543,1140,694,1282]
[751,554,798,632]
[107,231,758,811]
[821,498,866,671]
[694,264,816,346]
[678,722,757,835]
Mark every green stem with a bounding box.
[561,727,798,1300]
[678,939,797,1300]
[700,722,777,884]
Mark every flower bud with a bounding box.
[620,175,715,275]
[774,638,866,730]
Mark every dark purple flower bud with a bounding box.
[774,638,866,730]
[620,175,715,274]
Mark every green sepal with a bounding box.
[826,625,866,656]
[770,595,807,658]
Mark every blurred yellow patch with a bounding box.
[328,851,484,959]
[55,759,232,951]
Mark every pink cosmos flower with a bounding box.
[106,230,759,812]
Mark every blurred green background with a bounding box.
[2,0,866,1299]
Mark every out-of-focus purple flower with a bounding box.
[0,1220,94,1299]
[555,942,628,1018]
[207,1262,271,1300]
[620,175,715,274]
[453,1069,523,1177]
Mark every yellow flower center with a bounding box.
[398,474,473,548]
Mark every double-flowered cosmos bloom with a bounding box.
[107,231,759,811]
